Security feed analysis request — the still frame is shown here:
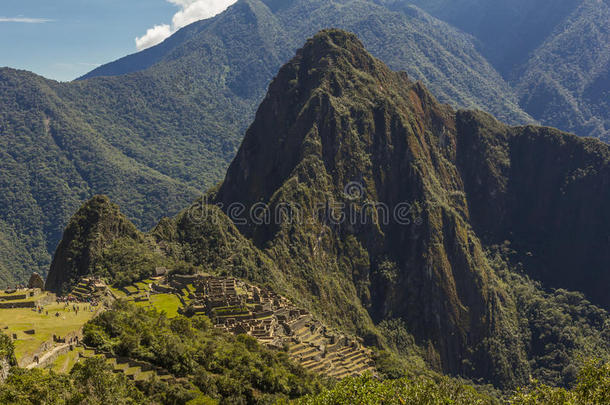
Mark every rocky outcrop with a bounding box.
[27,273,45,290]
[455,111,610,308]
[45,196,141,294]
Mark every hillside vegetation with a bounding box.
[2,0,607,286]
[406,0,610,140]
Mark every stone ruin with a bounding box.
[180,275,376,378]
[68,277,107,302]
[97,271,376,379]
[27,273,45,290]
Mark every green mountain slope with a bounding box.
[211,29,610,386]
[0,69,199,287]
[515,0,610,140]
[84,0,532,125]
[47,30,610,390]
[406,0,610,140]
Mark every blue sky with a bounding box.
[0,0,236,82]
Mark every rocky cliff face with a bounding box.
[45,196,141,294]
[455,111,610,308]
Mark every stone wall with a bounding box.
[0,357,10,383]
[0,301,36,309]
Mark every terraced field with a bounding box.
[287,324,375,379]
[113,279,183,317]
[78,348,175,383]
[135,293,182,317]
[49,346,83,373]
[13,275,376,381]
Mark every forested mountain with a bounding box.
[0,0,535,286]
[47,31,610,391]
[406,0,610,140]
[83,0,531,125]
[0,69,200,287]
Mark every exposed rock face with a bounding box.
[0,357,9,383]
[455,112,610,308]
[45,196,141,294]
[27,273,45,290]
[215,29,610,386]
[0,333,16,383]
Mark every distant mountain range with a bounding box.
[0,0,607,287]
[407,0,610,139]
[47,30,610,390]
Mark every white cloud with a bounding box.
[135,24,172,51]
[135,0,237,51]
[0,17,53,23]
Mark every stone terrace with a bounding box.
[179,275,376,378]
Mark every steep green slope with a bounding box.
[405,0,610,140]
[44,196,141,294]
[402,0,582,73]
[1,0,535,286]
[0,69,199,286]
[213,29,526,387]
[456,111,610,308]
[515,0,610,140]
[46,31,610,390]
[85,0,531,125]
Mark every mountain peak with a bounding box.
[303,29,368,58]
[293,29,390,84]
[216,29,420,211]
[45,196,141,294]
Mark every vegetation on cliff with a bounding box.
[44,196,143,294]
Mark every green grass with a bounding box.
[0,301,96,364]
[49,347,82,373]
[123,286,139,295]
[109,287,127,298]
[0,290,31,298]
[0,292,47,304]
[124,366,140,376]
[134,282,150,291]
[136,293,182,318]
[135,370,156,381]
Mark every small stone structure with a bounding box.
[28,273,45,290]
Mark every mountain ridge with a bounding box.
[407,0,610,140]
